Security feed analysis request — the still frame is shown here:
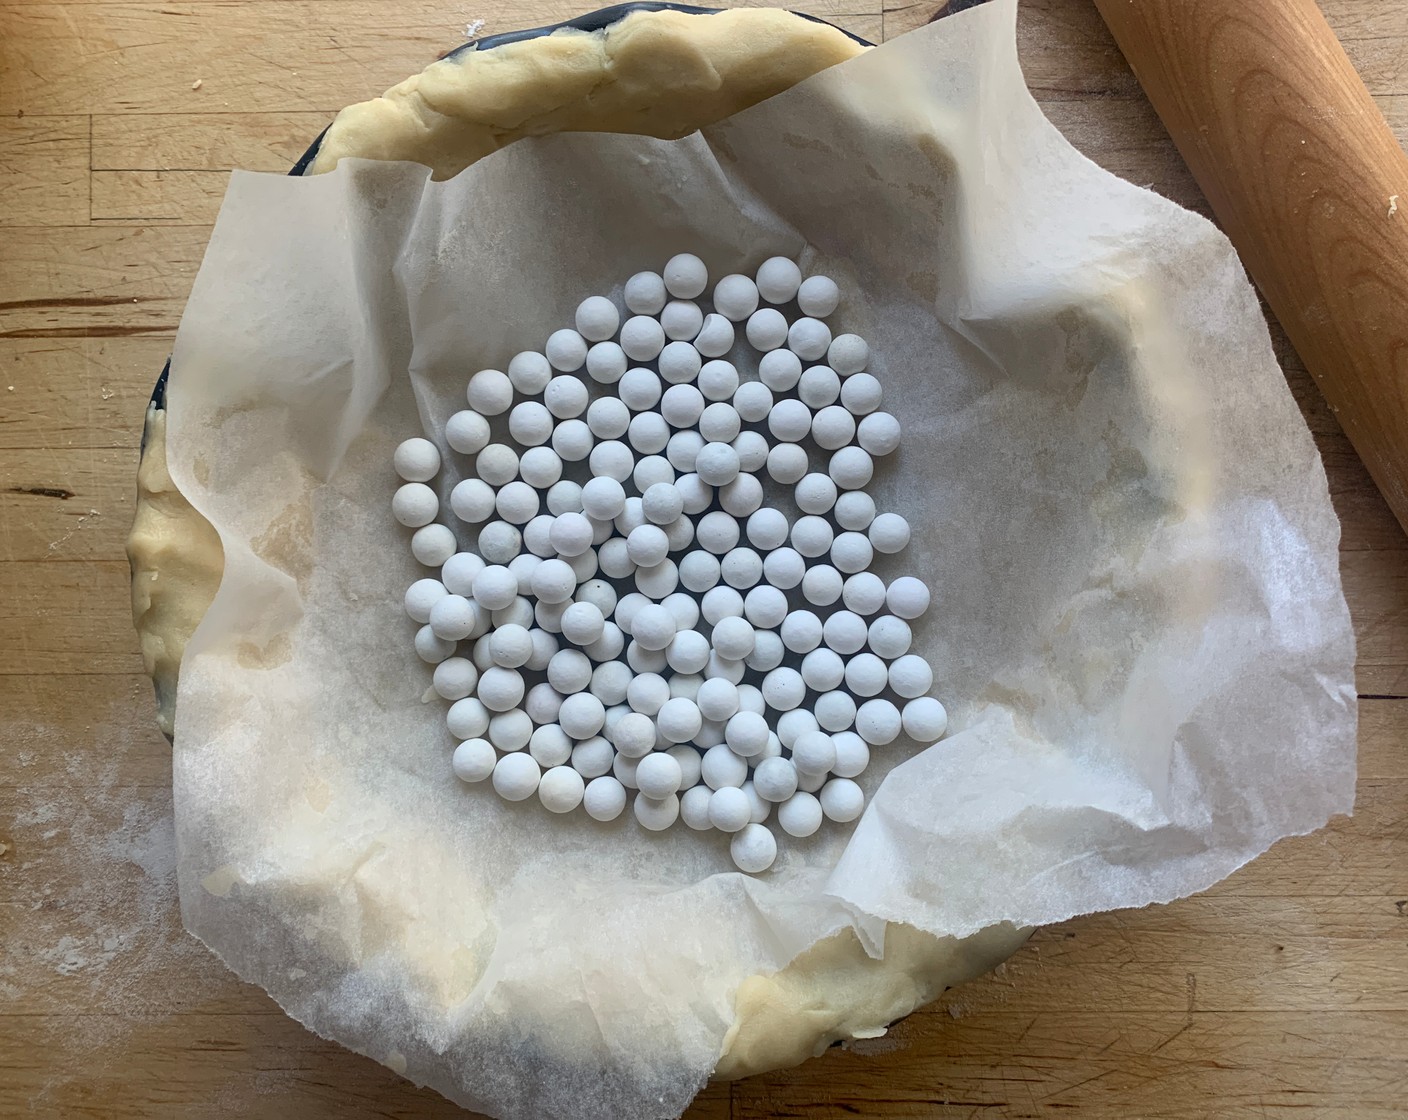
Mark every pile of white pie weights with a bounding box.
[392,254,948,874]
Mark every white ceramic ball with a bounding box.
[801,564,843,607]
[695,442,741,486]
[696,511,741,556]
[508,351,553,394]
[844,652,889,697]
[619,366,662,411]
[766,443,809,486]
[445,410,491,454]
[661,300,704,343]
[508,401,553,446]
[528,723,573,767]
[869,511,911,554]
[709,786,752,833]
[713,273,760,321]
[441,553,485,596]
[761,667,806,712]
[744,630,785,673]
[768,399,812,443]
[758,350,802,394]
[477,521,522,565]
[827,333,870,376]
[762,547,806,590]
[752,757,799,803]
[728,432,767,476]
[492,752,540,801]
[868,615,913,659]
[717,475,761,518]
[819,778,865,823]
[791,515,834,559]
[658,339,702,384]
[559,692,606,738]
[552,420,594,462]
[886,576,931,619]
[575,295,620,342]
[635,793,681,832]
[545,330,588,373]
[525,682,564,725]
[392,483,438,528]
[667,629,711,675]
[538,765,586,813]
[902,696,949,743]
[447,696,491,739]
[433,656,479,701]
[586,340,628,385]
[680,784,714,830]
[810,405,855,451]
[840,371,882,415]
[699,402,741,443]
[635,752,684,799]
[791,730,837,775]
[796,274,839,317]
[467,368,513,414]
[475,444,519,486]
[620,315,666,362]
[833,491,876,531]
[828,446,874,490]
[667,431,705,473]
[777,791,823,837]
[888,653,934,699]
[733,381,774,423]
[858,411,901,456]
[628,411,670,455]
[798,363,840,407]
[411,524,457,567]
[679,550,722,593]
[624,271,667,315]
[855,698,902,745]
[755,256,802,303]
[831,531,874,575]
[731,823,777,873]
[451,738,496,783]
[694,313,735,358]
[571,737,614,779]
[745,308,788,351]
[780,609,823,654]
[663,253,708,299]
[583,775,628,821]
[394,437,440,482]
[698,359,739,401]
[822,610,868,655]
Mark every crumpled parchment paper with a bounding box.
[162,1,1358,1116]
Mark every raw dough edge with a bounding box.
[125,4,1030,1082]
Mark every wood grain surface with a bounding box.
[2,1,1405,1117]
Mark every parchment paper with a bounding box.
[163,1,1358,1116]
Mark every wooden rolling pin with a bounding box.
[1093,0,1408,535]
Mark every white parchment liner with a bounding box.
[163,2,1357,1116]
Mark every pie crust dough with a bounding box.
[126,4,1029,1082]
[308,8,867,181]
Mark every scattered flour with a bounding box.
[4,697,216,1109]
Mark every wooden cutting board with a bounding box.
[2,1,1405,1116]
